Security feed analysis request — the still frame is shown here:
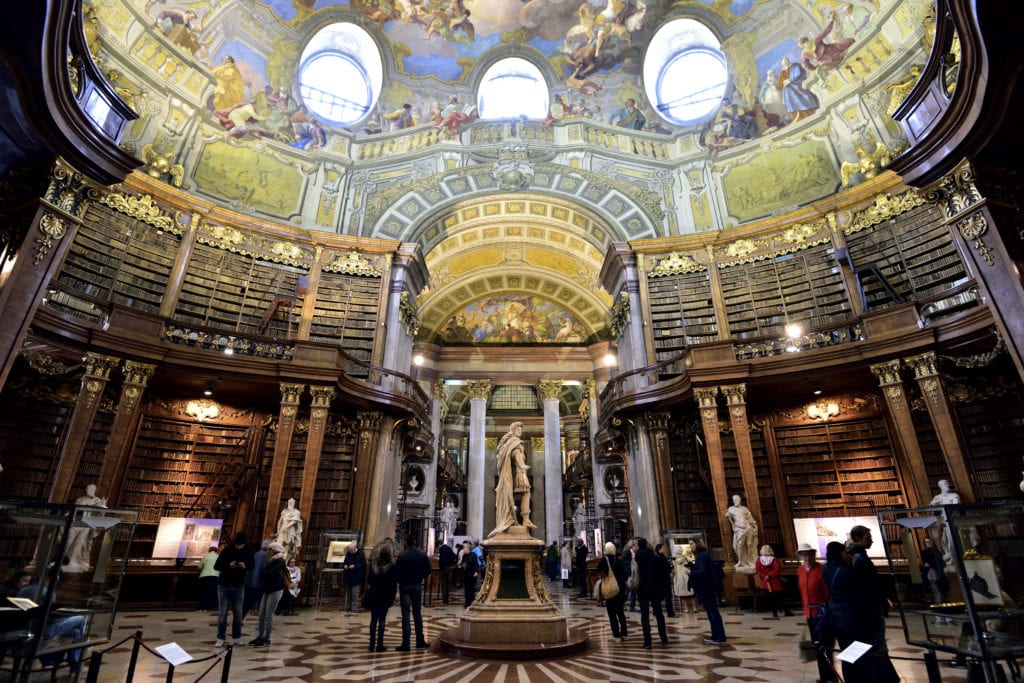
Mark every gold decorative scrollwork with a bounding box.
[34,214,67,264]
[845,192,926,235]
[466,380,492,401]
[648,251,705,277]
[21,348,76,376]
[398,291,420,337]
[957,214,994,266]
[537,379,563,402]
[608,292,630,339]
[97,192,175,232]
[922,160,981,220]
[920,378,942,407]
[322,251,383,277]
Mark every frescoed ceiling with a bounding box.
[87,0,936,344]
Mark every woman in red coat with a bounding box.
[755,545,794,618]
[797,543,837,682]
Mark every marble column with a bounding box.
[905,352,975,502]
[584,379,609,511]
[50,352,119,503]
[263,383,305,540]
[625,415,661,542]
[418,380,445,522]
[869,360,930,507]
[466,380,491,540]
[100,360,156,505]
[538,379,563,545]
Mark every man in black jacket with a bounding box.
[635,537,668,648]
[214,532,255,647]
[395,535,432,651]
[575,538,589,597]
[438,542,457,604]
[342,541,366,613]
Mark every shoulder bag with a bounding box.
[601,557,620,600]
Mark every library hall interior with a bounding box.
[1,0,1024,681]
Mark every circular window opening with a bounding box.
[477,58,549,120]
[298,22,382,126]
[644,19,728,126]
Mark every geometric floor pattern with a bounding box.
[81,582,967,682]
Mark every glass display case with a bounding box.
[312,529,361,610]
[878,501,1024,681]
[0,500,137,677]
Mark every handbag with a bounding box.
[600,558,620,600]
[626,555,640,590]
[361,587,373,609]
[593,578,604,601]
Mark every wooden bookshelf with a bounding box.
[53,202,179,317]
[955,399,1024,500]
[646,268,717,367]
[772,417,903,517]
[0,392,69,500]
[668,418,717,537]
[71,409,114,495]
[310,270,381,366]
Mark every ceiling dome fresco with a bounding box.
[88,0,934,340]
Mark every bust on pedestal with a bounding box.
[440,422,586,657]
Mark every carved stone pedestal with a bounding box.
[438,527,588,658]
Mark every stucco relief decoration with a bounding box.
[34,214,68,265]
[185,399,220,422]
[398,291,421,338]
[323,251,383,277]
[608,291,630,340]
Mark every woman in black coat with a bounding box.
[597,542,629,640]
[367,541,398,652]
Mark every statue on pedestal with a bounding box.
[725,494,759,572]
[276,497,303,559]
[65,484,107,572]
[490,422,536,536]
[440,500,460,541]
[571,502,587,536]
[930,479,963,566]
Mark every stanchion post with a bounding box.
[923,650,942,683]
[126,630,143,681]
[220,644,233,683]
[165,663,174,683]
[84,650,102,683]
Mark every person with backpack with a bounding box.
[687,537,727,645]
[461,543,480,606]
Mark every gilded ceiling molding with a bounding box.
[97,191,175,232]
[537,380,562,402]
[465,380,492,401]
[843,191,926,236]
[922,159,982,221]
[647,251,706,277]
[399,291,420,338]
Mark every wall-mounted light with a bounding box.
[807,402,840,421]
[203,383,214,397]
[413,353,425,366]
[603,353,617,368]
[785,322,802,339]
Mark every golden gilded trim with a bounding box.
[720,384,747,406]
[98,192,175,232]
[870,359,903,386]
[399,291,420,337]
[21,348,77,376]
[693,386,719,410]
[714,219,830,267]
[310,385,335,408]
[280,382,305,405]
[537,379,563,401]
[322,251,383,277]
[34,214,68,265]
[648,251,706,277]
[123,360,156,386]
[957,214,994,266]
[923,159,981,220]
[844,192,926,235]
[466,380,492,401]
[608,291,630,339]
[905,351,938,378]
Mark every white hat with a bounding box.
[797,543,816,554]
[268,542,286,555]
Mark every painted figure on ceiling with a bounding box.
[562,1,647,95]
[799,15,856,71]
[211,56,246,111]
[612,98,646,130]
[776,56,820,122]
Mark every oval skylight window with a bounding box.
[477,58,549,120]
[298,23,382,126]
[644,19,729,126]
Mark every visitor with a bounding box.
[197,546,219,613]
[598,541,629,640]
[367,540,398,652]
[687,538,726,645]
[755,544,793,617]
[395,535,432,651]
[797,543,837,682]
[213,532,254,648]
[250,541,286,647]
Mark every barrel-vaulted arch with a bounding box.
[412,194,618,342]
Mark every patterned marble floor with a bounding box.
[75,582,969,683]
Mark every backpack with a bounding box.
[627,554,640,590]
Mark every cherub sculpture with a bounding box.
[141,143,185,187]
[840,141,893,187]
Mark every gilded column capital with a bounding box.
[84,352,120,379]
[432,380,447,401]
[922,159,982,220]
[537,379,562,401]
[309,385,335,408]
[646,412,671,432]
[279,382,305,405]
[356,411,383,432]
[123,360,156,386]
[720,383,747,406]
[905,351,939,378]
[466,379,492,401]
[869,359,903,386]
[584,378,596,400]
[693,386,719,409]
[578,399,590,421]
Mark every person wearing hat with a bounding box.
[214,532,255,648]
[798,543,837,682]
[251,542,287,647]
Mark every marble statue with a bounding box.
[572,501,587,536]
[276,497,303,559]
[930,480,961,567]
[930,479,961,505]
[65,484,108,572]
[725,494,759,571]
[440,500,459,541]
[490,421,535,536]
